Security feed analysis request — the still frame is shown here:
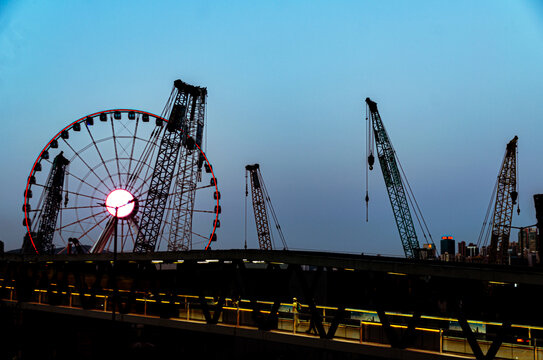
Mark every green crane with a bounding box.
[365,98,433,258]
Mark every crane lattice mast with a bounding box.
[134,79,207,253]
[246,164,287,250]
[167,82,207,251]
[24,152,69,254]
[365,98,421,258]
[488,136,518,264]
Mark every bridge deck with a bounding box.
[2,249,542,360]
[3,249,543,285]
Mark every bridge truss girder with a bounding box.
[2,251,535,360]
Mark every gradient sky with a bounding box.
[1,0,542,255]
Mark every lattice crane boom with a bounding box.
[246,164,272,250]
[134,79,207,253]
[245,164,288,250]
[24,152,69,254]
[365,98,421,258]
[488,136,518,264]
[167,84,207,251]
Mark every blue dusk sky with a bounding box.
[1,1,542,255]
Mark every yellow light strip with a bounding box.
[8,286,543,333]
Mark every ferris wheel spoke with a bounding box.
[77,214,110,245]
[61,138,117,190]
[110,118,124,187]
[130,185,152,201]
[122,160,154,194]
[126,126,162,189]
[64,204,105,211]
[65,170,110,198]
[26,204,103,212]
[194,184,214,191]
[192,209,216,214]
[128,162,158,197]
[120,220,126,252]
[85,124,118,190]
[55,210,106,231]
[190,230,209,240]
[133,178,198,202]
[125,117,140,189]
[32,183,105,203]
[132,137,159,189]
[126,219,137,248]
[41,158,53,166]
[73,157,149,196]
[114,134,132,159]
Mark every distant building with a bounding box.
[416,243,436,259]
[509,241,519,256]
[423,243,436,258]
[467,243,479,257]
[458,241,467,257]
[518,227,538,253]
[440,236,455,256]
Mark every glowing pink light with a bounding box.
[105,189,135,218]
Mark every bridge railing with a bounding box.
[1,277,543,360]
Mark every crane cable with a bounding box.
[126,86,175,189]
[476,178,498,248]
[365,104,373,222]
[395,154,435,248]
[365,102,434,248]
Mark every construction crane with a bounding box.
[478,136,519,264]
[23,152,70,254]
[134,79,207,253]
[365,98,434,259]
[245,164,287,250]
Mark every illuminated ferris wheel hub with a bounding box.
[105,189,137,218]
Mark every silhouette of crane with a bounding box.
[365,98,434,258]
[485,136,519,264]
[245,164,287,250]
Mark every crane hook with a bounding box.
[365,191,369,222]
[368,154,375,170]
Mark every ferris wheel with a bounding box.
[22,82,220,254]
